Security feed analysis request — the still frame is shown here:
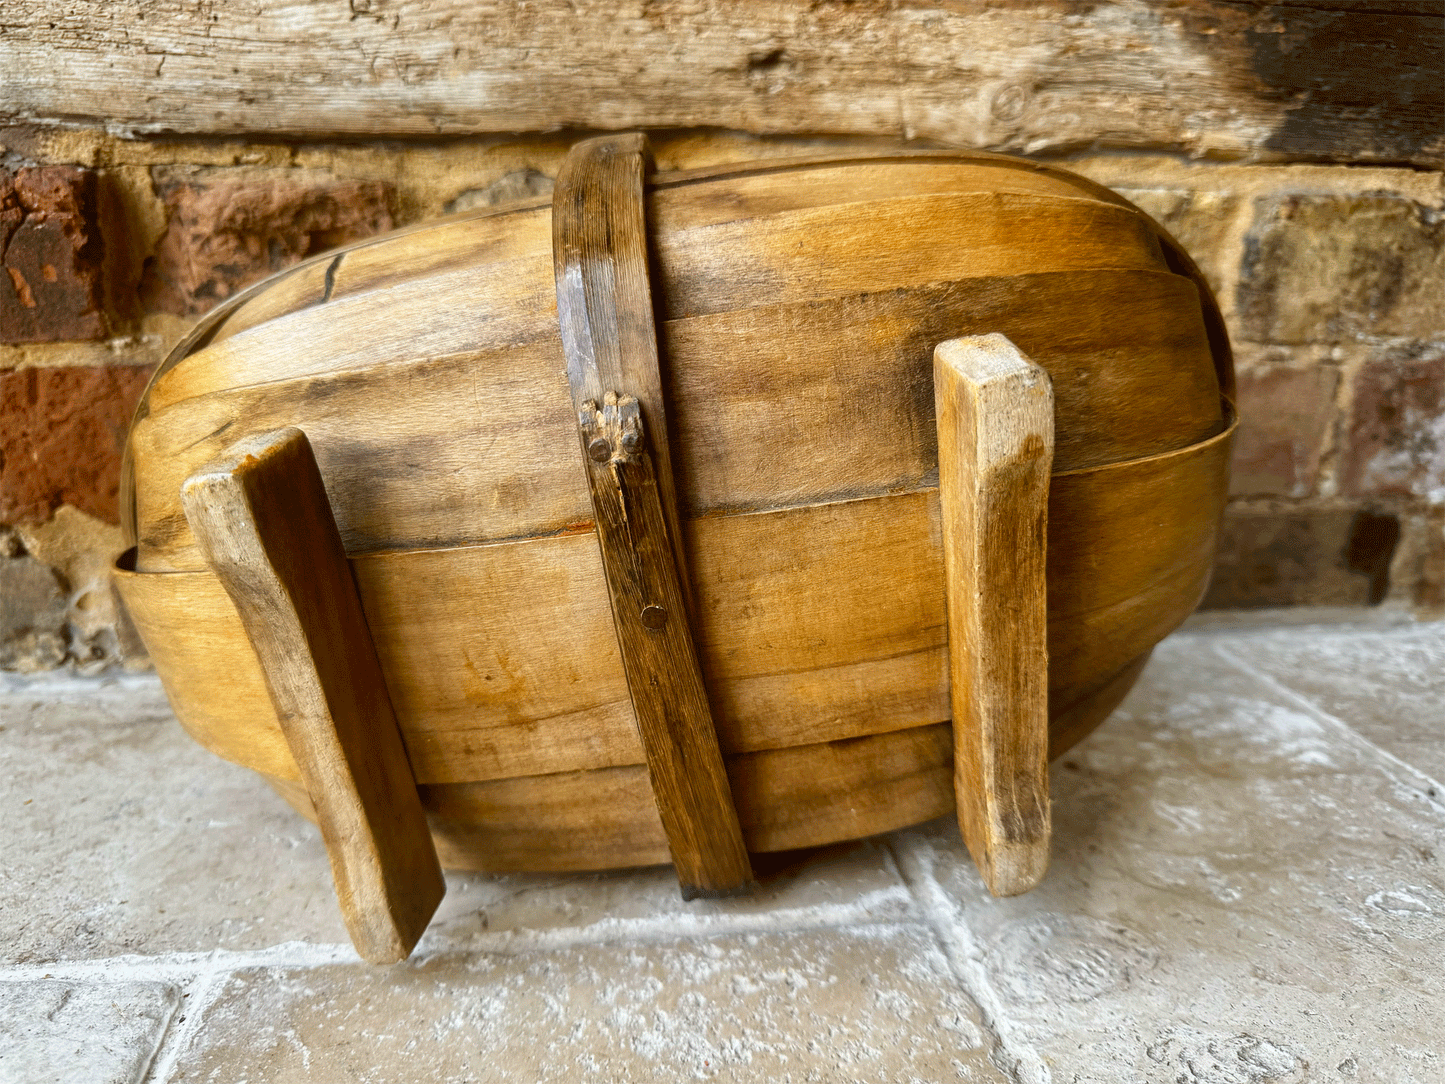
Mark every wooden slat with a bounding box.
[138,180,1170,419]
[148,252,558,413]
[165,153,1219,359]
[117,150,1234,542]
[129,265,1219,572]
[553,134,752,897]
[7,2,1439,165]
[1044,405,1237,694]
[262,721,958,871]
[648,160,1104,231]
[199,156,1096,354]
[263,641,1148,874]
[571,393,755,896]
[935,335,1052,897]
[114,411,1233,791]
[132,341,585,571]
[1048,652,1153,760]
[653,191,1164,319]
[148,158,1081,379]
[725,724,956,856]
[260,672,1144,873]
[662,270,1220,511]
[179,428,444,964]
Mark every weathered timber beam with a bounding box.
[2,1,1438,165]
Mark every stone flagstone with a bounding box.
[0,673,352,962]
[1,624,1441,1081]
[0,980,178,1084]
[894,636,1445,1084]
[163,926,1006,1084]
[1217,624,1445,787]
[0,673,914,967]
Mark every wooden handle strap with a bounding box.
[553,134,753,898]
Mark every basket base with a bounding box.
[262,650,1148,875]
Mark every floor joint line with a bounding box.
[141,952,229,1084]
[886,836,1050,1084]
[1213,642,1445,818]
[0,890,917,984]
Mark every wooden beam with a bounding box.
[934,335,1053,897]
[553,135,753,898]
[2,2,1437,165]
[181,427,445,963]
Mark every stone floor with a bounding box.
[2,619,1442,1083]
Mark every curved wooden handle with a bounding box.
[553,134,753,898]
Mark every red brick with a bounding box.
[1413,509,1445,613]
[143,169,394,316]
[0,167,106,343]
[1339,345,1445,501]
[0,551,68,670]
[0,364,153,525]
[1229,363,1338,498]
[1202,506,1401,609]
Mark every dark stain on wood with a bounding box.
[1246,3,1444,163]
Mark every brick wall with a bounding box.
[2,2,1442,671]
[1076,157,1445,615]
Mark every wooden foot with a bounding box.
[933,334,1054,897]
[554,134,753,898]
[181,428,445,962]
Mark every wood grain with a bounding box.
[120,151,1234,551]
[7,2,1438,164]
[114,411,1233,796]
[262,722,957,871]
[259,658,1148,872]
[571,393,754,897]
[179,428,444,964]
[114,145,1240,876]
[134,186,1168,419]
[553,134,752,897]
[128,266,1220,573]
[126,152,1227,415]
[935,335,1052,897]
[1048,651,1154,761]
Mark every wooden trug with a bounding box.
[113,140,1238,958]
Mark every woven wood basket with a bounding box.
[114,136,1234,961]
